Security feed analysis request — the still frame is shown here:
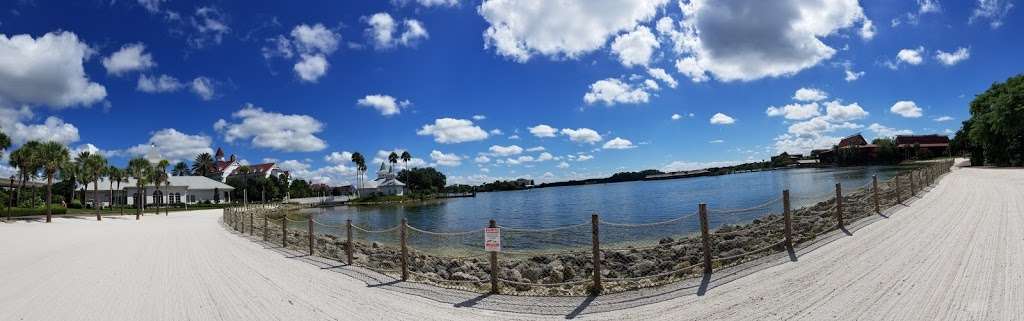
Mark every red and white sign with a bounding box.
[484,227,501,252]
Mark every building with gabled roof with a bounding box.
[208,147,288,183]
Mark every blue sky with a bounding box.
[0,0,1019,185]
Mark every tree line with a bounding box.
[952,74,1024,166]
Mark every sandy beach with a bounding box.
[2,165,1022,320]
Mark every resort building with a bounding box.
[357,162,407,196]
[84,176,235,208]
[815,133,951,164]
[208,147,288,183]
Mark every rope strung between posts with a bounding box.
[283,215,304,223]
[352,225,401,233]
[405,225,482,236]
[497,275,593,287]
[496,222,590,233]
[709,195,783,214]
[409,271,491,284]
[711,239,787,263]
[500,249,591,257]
[408,247,491,260]
[311,219,338,227]
[603,261,702,282]
[601,237,696,252]
[599,212,697,227]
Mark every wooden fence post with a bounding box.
[489,219,499,294]
[590,213,602,294]
[308,215,315,255]
[263,212,268,241]
[835,183,845,229]
[783,190,792,247]
[400,218,409,281]
[895,175,902,204]
[346,219,353,265]
[281,215,287,247]
[872,175,880,214]
[910,171,916,196]
[250,212,254,235]
[699,203,712,274]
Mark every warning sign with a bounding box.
[484,227,501,252]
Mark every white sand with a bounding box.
[2,165,1022,320]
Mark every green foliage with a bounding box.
[397,167,447,194]
[4,207,68,216]
[872,137,901,164]
[965,74,1024,166]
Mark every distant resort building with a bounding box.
[208,147,288,183]
[357,162,407,196]
[84,176,235,208]
[813,133,950,164]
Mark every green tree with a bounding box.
[151,160,169,215]
[236,165,250,205]
[0,130,9,158]
[107,166,123,215]
[192,152,215,176]
[85,153,107,220]
[966,74,1024,166]
[351,152,366,193]
[172,161,191,176]
[38,141,70,223]
[10,141,42,208]
[388,152,399,169]
[872,137,901,164]
[397,167,447,195]
[128,157,153,220]
[400,151,412,169]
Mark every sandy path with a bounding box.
[1,166,1022,320]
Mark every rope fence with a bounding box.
[222,160,954,296]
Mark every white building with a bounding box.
[85,176,235,207]
[356,162,406,196]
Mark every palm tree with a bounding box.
[86,153,107,221]
[388,152,399,170]
[127,157,152,220]
[400,151,412,170]
[163,179,171,215]
[38,141,69,223]
[73,152,92,207]
[107,166,122,215]
[114,167,127,215]
[237,165,251,206]
[0,131,9,158]
[351,152,365,195]
[192,153,215,177]
[152,160,169,215]
[172,161,190,176]
[10,141,42,209]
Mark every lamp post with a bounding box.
[7,176,14,222]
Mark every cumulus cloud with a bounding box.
[429,150,463,167]
[557,161,570,169]
[844,67,865,82]
[668,0,871,82]
[475,155,491,163]
[294,54,329,82]
[416,118,489,144]
[766,102,821,120]
[393,0,460,7]
[190,76,216,100]
[325,151,354,164]
[890,100,923,118]
[365,13,429,49]
[215,104,327,152]
[889,46,925,68]
[488,145,524,156]
[771,100,869,154]
[278,158,357,185]
[933,116,954,122]
[709,113,735,125]
[188,7,230,49]
[472,115,487,121]
[478,0,667,62]
[0,31,107,109]
[526,146,545,152]
[263,23,341,83]
[137,74,183,93]
[868,123,913,138]
[583,78,650,106]
[671,113,682,120]
[602,137,637,149]
[935,47,971,66]
[0,106,80,145]
[560,128,603,144]
[970,0,1014,29]
[793,88,828,102]
[823,100,869,122]
[610,26,659,67]
[102,43,156,75]
[125,128,213,162]
[646,68,678,88]
[528,124,559,138]
[357,94,411,116]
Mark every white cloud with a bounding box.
[137,74,183,93]
[709,139,724,144]
[773,133,841,155]
[356,94,410,116]
[844,68,865,82]
[935,47,971,66]
[430,150,463,167]
[489,129,504,135]
[583,78,650,106]
[488,145,523,156]
[671,113,682,120]
[766,102,821,120]
[278,158,357,185]
[602,137,637,150]
[0,106,80,145]
[970,0,1014,29]
[557,161,570,169]
[508,135,520,140]
[0,31,107,109]
[646,68,677,88]
[190,76,216,100]
[610,26,659,67]
[793,88,828,102]
[709,112,735,125]
[859,19,876,40]
[125,128,213,162]
[215,104,327,152]
[823,100,869,122]
[472,115,487,120]
[474,155,491,163]
[560,128,603,144]
[868,123,913,138]
[575,154,594,161]
[933,116,954,122]
[536,152,554,161]
[416,118,489,144]
[293,54,329,82]
[918,0,942,14]
[787,116,862,137]
[895,46,925,67]
[188,7,230,48]
[291,23,341,55]
[528,124,558,138]
[394,0,460,7]
[325,151,354,164]
[526,146,545,152]
[102,43,156,75]
[478,0,667,62]
[669,0,871,82]
[365,13,429,49]
[890,100,923,118]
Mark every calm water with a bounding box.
[297,166,912,251]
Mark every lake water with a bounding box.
[297,166,912,252]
